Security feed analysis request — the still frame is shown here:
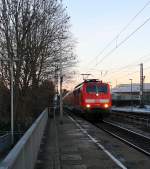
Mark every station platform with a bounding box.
[34,112,123,169]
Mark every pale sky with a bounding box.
[63,0,150,89]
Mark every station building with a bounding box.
[111,83,150,106]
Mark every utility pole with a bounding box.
[54,65,59,94]
[116,80,118,87]
[52,65,59,119]
[0,57,19,144]
[59,56,63,124]
[10,59,14,144]
[140,63,144,108]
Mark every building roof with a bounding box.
[112,83,150,93]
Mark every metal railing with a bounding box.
[0,109,48,169]
[0,134,11,153]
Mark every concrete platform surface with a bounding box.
[34,113,122,169]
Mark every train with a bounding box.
[63,79,112,120]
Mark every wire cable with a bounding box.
[95,15,150,66]
[85,1,150,68]
[104,52,150,75]
[108,65,150,84]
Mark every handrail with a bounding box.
[0,109,48,169]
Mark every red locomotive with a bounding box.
[63,79,112,120]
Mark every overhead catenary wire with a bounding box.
[108,65,150,85]
[106,68,139,81]
[85,0,150,69]
[108,64,138,74]
[108,70,139,86]
[104,52,150,75]
[88,52,150,80]
[79,2,150,87]
[95,16,150,67]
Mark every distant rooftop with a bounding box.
[112,83,150,93]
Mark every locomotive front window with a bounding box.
[97,85,108,93]
[86,84,108,93]
[86,85,97,93]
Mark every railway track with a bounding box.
[66,109,150,154]
[96,120,150,156]
[66,111,150,168]
[109,111,150,128]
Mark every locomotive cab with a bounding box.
[82,80,111,110]
[63,79,112,120]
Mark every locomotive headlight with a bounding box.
[99,99,109,103]
[104,103,109,108]
[85,99,95,103]
[86,104,91,108]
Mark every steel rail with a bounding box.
[96,120,150,156]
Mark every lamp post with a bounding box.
[59,45,63,124]
[59,59,63,124]
[129,79,133,110]
[10,59,14,144]
[0,58,19,144]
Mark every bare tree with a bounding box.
[0,0,76,120]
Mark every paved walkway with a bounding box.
[34,112,120,169]
[34,113,60,169]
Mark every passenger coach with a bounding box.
[63,79,112,120]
